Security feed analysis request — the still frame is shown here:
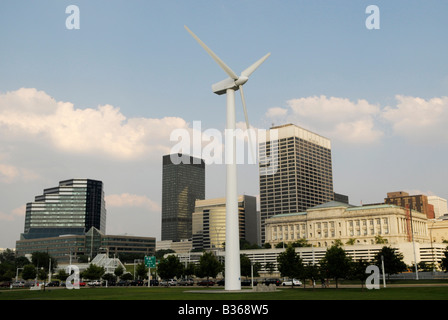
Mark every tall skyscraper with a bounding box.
[161,154,205,242]
[21,179,106,240]
[259,124,334,243]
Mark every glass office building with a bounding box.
[16,227,156,264]
[259,124,334,243]
[161,154,205,242]
[21,179,106,240]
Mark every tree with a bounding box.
[136,262,148,280]
[240,254,261,279]
[375,235,388,244]
[196,252,222,283]
[240,239,261,250]
[290,239,311,247]
[277,245,303,287]
[15,256,31,268]
[114,265,124,279]
[263,243,272,249]
[350,259,371,289]
[22,264,36,280]
[275,242,286,249]
[373,246,407,279]
[82,264,105,280]
[31,252,57,273]
[320,243,351,288]
[346,238,356,245]
[303,263,320,289]
[0,263,15,281]
[157,255,184,280]
[155,249,175,260]
[0,249,16,281]
[121,272,133,281]
[440,246,448,272]
[0,249,16,264]
[102,273,117,284]
[184,262,196,279]
[55,269,69,282]
[264,262,275,275]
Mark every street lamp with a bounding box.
[15,267,23,282]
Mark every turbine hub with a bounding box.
[235,76,248,86]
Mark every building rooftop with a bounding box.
[268,201,404,219]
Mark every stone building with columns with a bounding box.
[265,201,430,248]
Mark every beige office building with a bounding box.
[259,124,334,244]
[192,195,258,250]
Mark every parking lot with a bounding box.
[1,278,294,289]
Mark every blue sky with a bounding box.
[1,1,447,248]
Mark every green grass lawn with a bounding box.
[1,285,448,300]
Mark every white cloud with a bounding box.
[105,193,161,212]
[0,88,189,160]
[265,95,383,145]
[265,107,288,118]
[382,95,448,143]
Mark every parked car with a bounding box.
[129,280,144,286]
[217,279,225,286]
[12,281,25,287]
[149,279,159,286]
[263,278,281,286]
[46,281,60,287]
[178,279,194,286]
[241,279,258,286]
[102,280,116,286]
[0,281,12,288]
[281,279,302,286]
[197,280,214,286]
[160,279,177,286]
[117,280,129,286]
[88,280,101,287]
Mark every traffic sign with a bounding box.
[144,256,156,268]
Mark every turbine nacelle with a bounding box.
[212,75,248,95]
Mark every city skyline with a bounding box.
[1,1,448,249]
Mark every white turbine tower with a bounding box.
[185,26,270,291]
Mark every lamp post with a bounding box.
[15,267,23,282]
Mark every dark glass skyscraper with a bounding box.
[21,179,106,240]
[259,124,334,243]
[161,154,205,241]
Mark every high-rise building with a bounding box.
[161,154,205,242]
[21,179,106,240]
[259,124,334,243]
[192,195,259,250]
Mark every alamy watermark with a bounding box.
[169,121,279,175]
[66,5,80,30]
[65,265,80,289]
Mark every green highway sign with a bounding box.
[144,256,156,268]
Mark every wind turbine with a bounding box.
[185,25,270,291]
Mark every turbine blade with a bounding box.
[241,53,271,77]
[239,85,256,163]
[185,26,239,80]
